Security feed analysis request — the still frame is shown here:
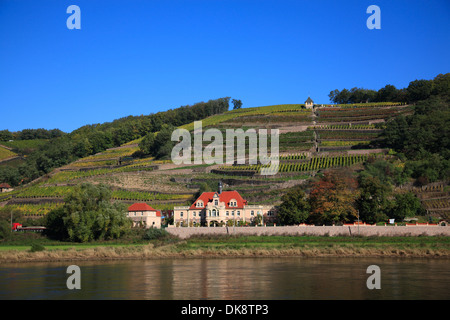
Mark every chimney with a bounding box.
[218,181,223,194]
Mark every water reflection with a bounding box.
[0,257,449,300]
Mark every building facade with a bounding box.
[127,203,162,229]
[173,183,277,227]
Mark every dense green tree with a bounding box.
[407,79,433,102]
[45,183,131,242]
[389,192,425,222]
[431,73,450,98]
[138,132,156,156]
[277,186,310,225]
[359,159,409,186]
[376,84,400,102]
[356,176,392,224]
[139,124,176,160]
[0,130,13,141]
[232,99,243,109]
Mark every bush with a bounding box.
[30,243,45,252]
[143,228,169,240]
[0,220,12,241]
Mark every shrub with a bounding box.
[143,228,169,240]
[30,243,45,252]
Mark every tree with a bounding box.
[152,124,176,159]
[431,73,450,98]
[376,84,400,102]
[0,130,13,141]
[358,159,409,187]
[389,192,425,221]
[194,182,212,199]
[356,176,392,224]
[407,79,433,102]
[328,89,340,104]
[308,171,358,225]
[277,186,310,225]
[232,99,243,109]
[45,183,131,242]
[138,132,156,156]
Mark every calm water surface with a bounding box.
[0,257,449,300]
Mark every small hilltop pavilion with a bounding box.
[305,97,314,109]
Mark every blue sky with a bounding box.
[0,0,449,133]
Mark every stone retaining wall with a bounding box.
[166,225,450,239]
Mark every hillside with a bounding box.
[3,99,447,224]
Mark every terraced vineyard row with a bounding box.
[316,106,412,122]
[333,102,406,108]
[6,203,63,216]
[217,154,370,173]
[318,108,402,118]
[180,104,311,131]
[316,130,381,140]
[111,190,192,202]
[47,165,156,184]
[320,140,370,147]
[422,198,450,210]
[311,124,379,130]
[0,146,17,161]
[11,184,192,202]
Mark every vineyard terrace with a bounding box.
[171,121,279,175]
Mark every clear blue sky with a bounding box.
[1,0,449,133]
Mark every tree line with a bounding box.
[328,73,449,104]
[0,128,66,142]
[277,161,426,226]
[0,97,232,186]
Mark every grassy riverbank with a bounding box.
[1,233,449,263]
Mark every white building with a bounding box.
[173,182,277,227]
[128,203,162,228]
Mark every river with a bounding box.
[0,257,449,300]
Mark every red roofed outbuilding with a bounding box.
[128,202,161,229]
[0,183,13,193]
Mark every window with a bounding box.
[180,212,184,217]
[251,210,254,216]
[215,200,218,206]
[193,212,196,217]
[226,211,229,216]
[237,211,240,216]
[196,201,203,208]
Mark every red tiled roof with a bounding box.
[190,191,247,210]
[0,183,11,188]
[128,203,161,216]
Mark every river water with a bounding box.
[0,257,449,300]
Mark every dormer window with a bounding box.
[229,199,237,207]
[196,201,203,208]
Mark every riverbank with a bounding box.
[1,235,449,263]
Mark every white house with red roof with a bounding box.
[0,183,13,193]
[173,182,277,227]
[128,203,162,229]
